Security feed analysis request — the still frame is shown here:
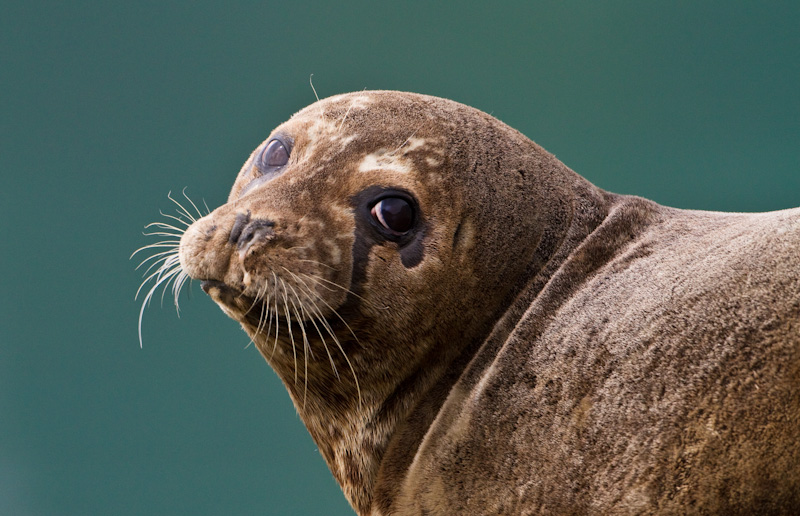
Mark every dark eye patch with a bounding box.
[343,186,425,313]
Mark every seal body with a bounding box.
[174,91,800,514]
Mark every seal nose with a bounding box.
[228,211,251,244]
[236,218,276,258]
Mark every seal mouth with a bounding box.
[200,279,233,294]
[200,279,288,327]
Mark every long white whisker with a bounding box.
[270,278,281,358]
[246,279,276,353]
[279,278,298,385]
[135,249,179,273]
[168,191,198,223]
[300,272,377,309]
[158,210,192,228]
[130,240,180,260]
[171,271,190,315]
[138,265,181,347]
[284,268,360,405]
[290,277,340,380]
[135,257,180,299]
[287,291,311,409]
[141,229,183,238]
[147,219,188,232]
[158,266,183,307]
[140,258,176,286]
[182,187,205,220]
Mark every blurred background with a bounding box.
[2,1,798,514]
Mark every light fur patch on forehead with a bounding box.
[341,93,373,111]
[298,115,359,163]
[359,147,417,174]
[292,95,378,160]
[358,137,444,174]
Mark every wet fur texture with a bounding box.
[174,91,800,514]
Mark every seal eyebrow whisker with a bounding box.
[388,123,424,156]
[337,101,355,133]
[309,73,320,103]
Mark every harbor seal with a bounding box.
[141,91,800,514]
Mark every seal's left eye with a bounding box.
[257,139,290,171]
[371,197,414,235]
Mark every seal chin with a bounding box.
[199,279,251,319]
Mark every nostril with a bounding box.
[228,211,251,244]
[237,219,276,251]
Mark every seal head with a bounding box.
[178,91,605,511]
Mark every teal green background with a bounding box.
[3,2,798,514]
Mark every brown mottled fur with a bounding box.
[178,91,800,514]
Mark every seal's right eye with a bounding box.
[256,138,290,172]
[371,197,414,236]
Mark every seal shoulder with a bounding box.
[384,202,800,514]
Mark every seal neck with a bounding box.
[281,176,659,515]
[370,185,662,515]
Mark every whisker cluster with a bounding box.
[132,189,362,406]
[132,189,207,347]
[241,269,363,409]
